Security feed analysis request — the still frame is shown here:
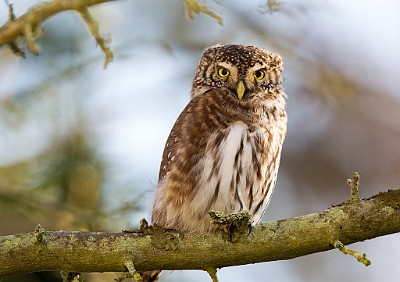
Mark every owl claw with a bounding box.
[248,223,253,235]
[221,221,252,242]
[209,210,251,242]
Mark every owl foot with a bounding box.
[209,210,251,242]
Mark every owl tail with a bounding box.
[141,270,161,282]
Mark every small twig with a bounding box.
[5,0,16,22]
[124,259,143,282]
[333,240,371,266]
[61,271,82,282]
[347,172,360,201]
[76,7,113,68]
[23,23,41,55]
[5,0,26,57]
[183,0,223,25]
[115,273,132,282]
[205,267,219,282]
[139,218,153,234]
[34,224,46,243]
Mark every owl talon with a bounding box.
[248,223,253,235]
[209,210,252,242]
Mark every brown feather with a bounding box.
[152,44,287,234]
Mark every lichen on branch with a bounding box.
[0,189,399,278]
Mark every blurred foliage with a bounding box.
[184,0,224,25]
[1,0,400,282]
[0,130,104,231]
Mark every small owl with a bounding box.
[152,44,287,234]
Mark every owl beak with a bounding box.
[236,80,245,100]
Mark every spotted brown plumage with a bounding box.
[145,44,287,281]
[152,44,287,235]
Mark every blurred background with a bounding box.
[1,0,399,281]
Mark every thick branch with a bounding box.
[1,189,399,277]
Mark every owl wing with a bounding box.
[153,89,231,231]
[158,91,219,183]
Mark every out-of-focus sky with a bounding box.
[1,0,400,281]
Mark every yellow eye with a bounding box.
[217,67,230,78]
[254,70,265,80]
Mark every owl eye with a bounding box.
[217,67,230,78]
[254,70,265,80]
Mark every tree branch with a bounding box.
[0,0,226,67]
[0,0,115,66]
[1,189,399,277]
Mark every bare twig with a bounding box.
[61,271,83,282]
[124,260,143,282]
[183,0,223,25]
[22,23,41,55]
[347,172,360,201]
[4,0,25,57]
[34,224,46,243]
[76,7,113,68]
[0,0,115,66]
[333,240,371,266]
[206,267,219,282]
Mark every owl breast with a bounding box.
[188,121,284,232]
[152,88,287,234]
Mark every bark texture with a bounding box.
[1,189,399,277]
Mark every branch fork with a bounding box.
[0,0,113,67]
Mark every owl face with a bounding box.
[192,44,283,102]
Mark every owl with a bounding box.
[152,44,287,234]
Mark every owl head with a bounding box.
[191,44,284,103]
